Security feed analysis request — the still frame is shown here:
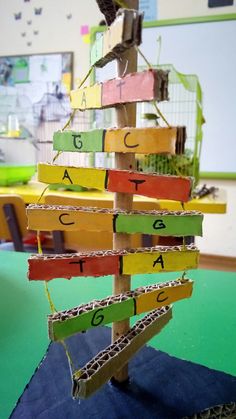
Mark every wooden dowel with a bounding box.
[112,0,139,383]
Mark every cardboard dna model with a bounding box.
[27,5,203,399]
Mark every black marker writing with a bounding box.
[69,259,86,273]
[116,79,126,99]
[72,134,82,150]
[128,179,146,191]
[156,291,168,303]
[124,132,139,149]
[153,219,166,230]
[62,169,73,184]
[59,213,75,226]
[153,255,164,269]
[91,308,104,327]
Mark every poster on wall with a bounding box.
[0,52,73,135]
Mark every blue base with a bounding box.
[10,327,236,419]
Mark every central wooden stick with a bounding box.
[112,0,139,383]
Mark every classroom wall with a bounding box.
[159,0,236,19]
[0,0,235,257]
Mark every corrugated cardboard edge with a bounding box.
[72,306,172,399]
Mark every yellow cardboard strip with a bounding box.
[122,247,199,274]
[70,83,102,110]
[37,164,106,191]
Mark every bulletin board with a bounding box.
[91,14,236,180]
[0,52,73,126]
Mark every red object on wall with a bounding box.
[107,169,192,201]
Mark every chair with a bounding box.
[0,194,28,251]
[0,194,64,253]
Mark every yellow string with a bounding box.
[62,109,76,131]
[152,102,170,128]
[181,202,187,251]
[115,0,129,8]
[52,150,62,163]
[44,282,57,313]
[33,63,96,377]
[135,46,152,69]
[36,231,43,254]
[61,340,77,373]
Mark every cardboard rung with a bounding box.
[37,163,193,201]
[90,9,143,68]
[72,306,172,398]
[48,278,192,341]
[28,244,199,281]
[53,127,180,155]
[27,204,203,236]
[70,69,169,110]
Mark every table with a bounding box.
[0,181,227,213]
[1,251,235,419]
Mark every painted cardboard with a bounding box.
[115,212,203,236]
[102,69,168,107]
[38,164,107,191]
[38,164,192,201]
[53,130,105,152]
[70,70,169,110]
[102,13,125,58]
[52,127,178,155]
[49,298,134,341]
[104,127,177,154]
[107,169,192,201]
[28,246,199,281]
[135,279,193,314]
[28,252,120,281]
[90,34,103,67]
[70,83,102,110]
[48,278,192,341]
[91,9,142,68]
[27,205,114,232]
[122,248,199,274]
[27,204,203,237]
[73,306,172,398]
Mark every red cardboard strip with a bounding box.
[102,69,168,107]
[107,169,192,201]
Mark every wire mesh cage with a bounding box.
[90,64,204,186]
[136,64,204,186]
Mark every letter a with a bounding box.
[153,255,164,269]
[62,169,73,184]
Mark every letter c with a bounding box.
[59,213,75,226]
[156,291,168,303]
[124,132,139,149]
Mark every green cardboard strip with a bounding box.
[53,130,105,152]
[115,213,203,236]
[90,34,103,67]
[48,298,134,341]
